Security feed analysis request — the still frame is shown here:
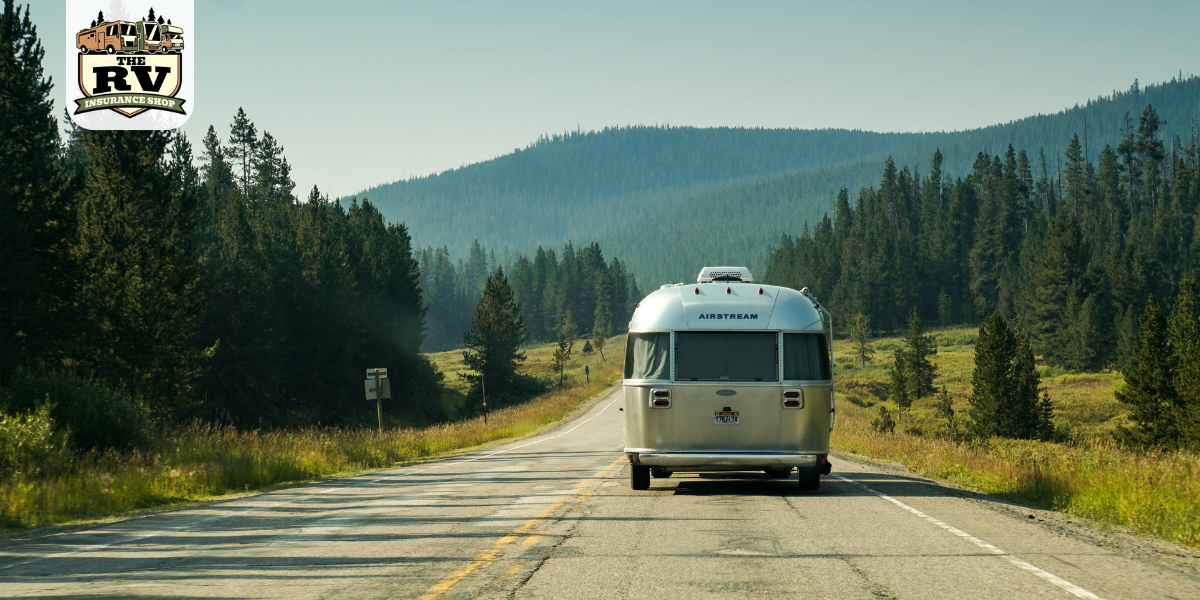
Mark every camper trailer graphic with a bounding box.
[74,9,186,118]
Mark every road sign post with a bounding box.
[585,365,590,383]
[365,368,390,433]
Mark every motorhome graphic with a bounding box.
[74,8,186,118]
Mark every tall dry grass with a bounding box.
[0,340,625,529]
[833,327,1200,547]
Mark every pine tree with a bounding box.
[73,130,210,419]
[560,309,578,341]
[935,386,957,441]
[592,280,613,341]
[872,405,896,434]
[890,349,910,424]
[1037,393,1057,441]
[460,267,527,402]
[1115,297,1178,447]
[228,108,257,197]
[937,289,953,327]
[251,131,294,200]
[848,312,875,367]
[1010,328,1046,439]
[1028,214,1089,365]
[0,0,77,381]
[552,333,572,387]
[969,314,1016,438]
[901,307,937,400]
[1168,279,1200,447]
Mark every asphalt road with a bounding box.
[2,386,1198,599]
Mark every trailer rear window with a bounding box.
[624,333,670,380]
[784,333,831,380]
[675,332,778,382]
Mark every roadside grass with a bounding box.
[832,327,1200,547]
[0,336,625,530]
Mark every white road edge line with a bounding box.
[0,391,622,571]
[832,474,1104,600]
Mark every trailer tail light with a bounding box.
[783,389,803,408]
[650,388,671,408]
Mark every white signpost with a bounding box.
[365,368,390,433]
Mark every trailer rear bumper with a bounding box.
[630,452,820,469]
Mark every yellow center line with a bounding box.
[416,458,625,600]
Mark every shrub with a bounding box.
[0,405,55,480]
[932,330,978,347]
[2,368,148,451]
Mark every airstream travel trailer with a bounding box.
[623,267,835,490]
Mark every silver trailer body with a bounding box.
[623,267,834,489]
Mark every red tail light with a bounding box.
[650,388,671,408]
[783,389,803,408]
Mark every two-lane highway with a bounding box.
[1,386,1197,599]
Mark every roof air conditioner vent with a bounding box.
[697,266,753,284]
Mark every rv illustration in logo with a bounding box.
[74,9,186,118]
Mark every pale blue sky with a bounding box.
[27,0,1200,198]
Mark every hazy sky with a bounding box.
[28,0,1200,198]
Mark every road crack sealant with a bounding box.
[832,473,1105,600]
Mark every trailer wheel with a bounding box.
[650,467,671,479]
[765,468,792,479]
[798,469,820,491]
[80,45,89,54]
[106,45,115,54]
[631,465,650,490]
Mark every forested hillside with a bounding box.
[416,240,641,352]
[358,76,1200,287]
[763,103,1200,373]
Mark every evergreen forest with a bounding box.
[417,240,641,351]
[763,103,1200,374]
[0,3,636,436]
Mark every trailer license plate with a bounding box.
[714,411,739,424]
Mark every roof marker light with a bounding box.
[726,287,731,294]
[758,287,763,295]
[800,287,810,294]
[694,287,699,294]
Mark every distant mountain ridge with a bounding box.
[349,76,1200,286]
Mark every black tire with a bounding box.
[765,468,792,479]
[650,467,671,479]
[80,46,89,54]
[106,45,115,54]
[798,469,821,491]
[631,465,650,490]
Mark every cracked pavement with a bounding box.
[2,386,1198,599]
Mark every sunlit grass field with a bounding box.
[832,327,1200,547]
[0,336,626,530]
